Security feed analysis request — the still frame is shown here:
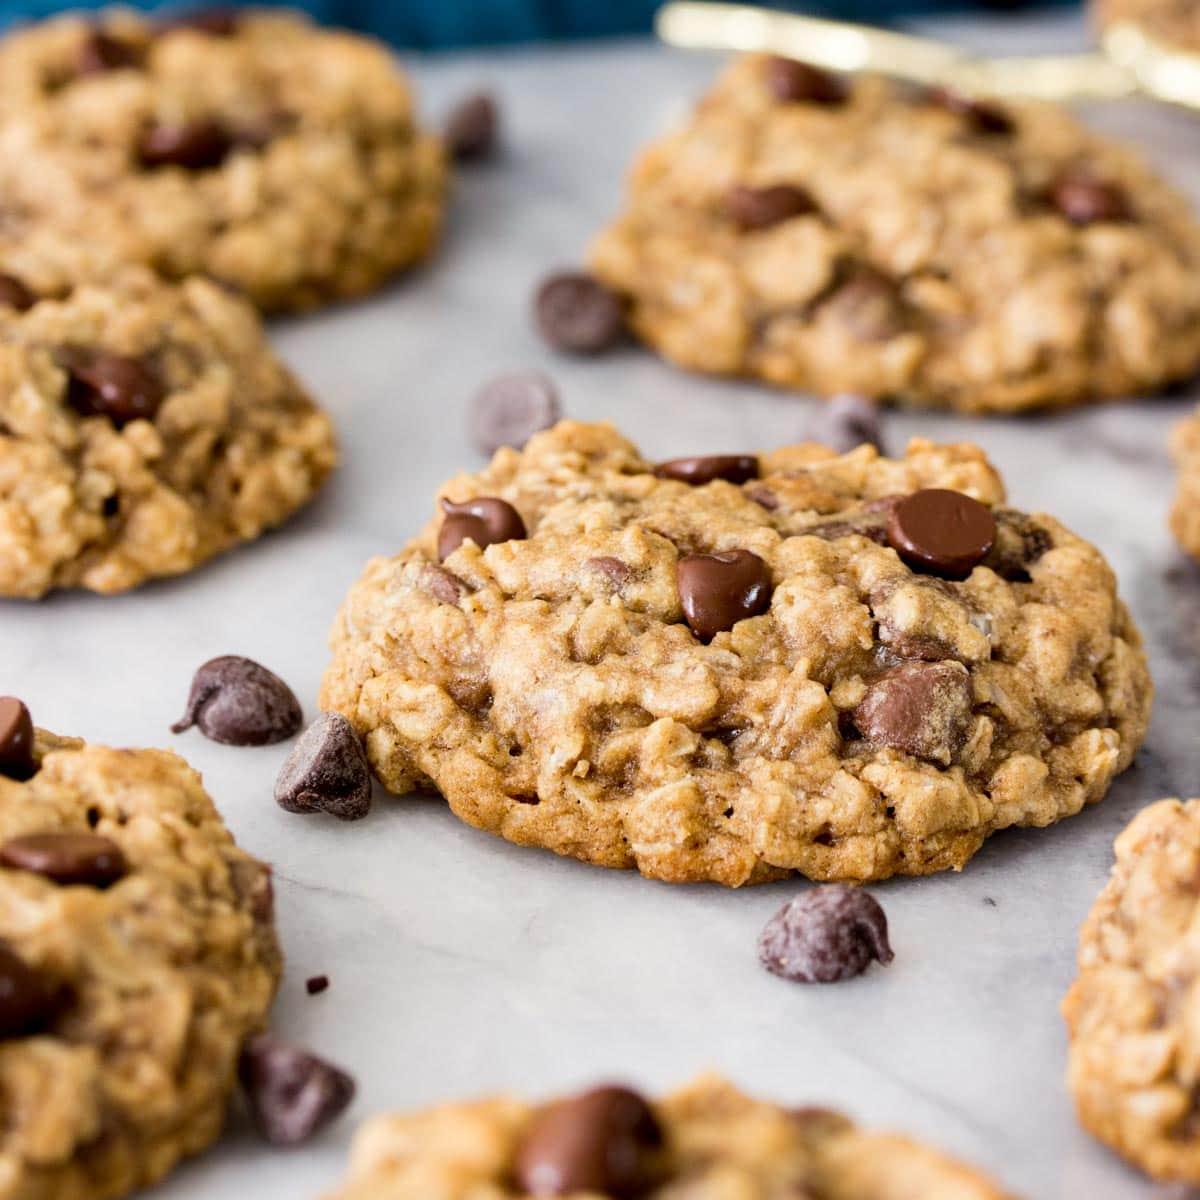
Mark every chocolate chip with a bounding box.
[61,349,164,427]
[0,698,35,781]
[238,1034,355,1146]
[158,6,239,35]
[306,975,329,996]
[1049,172,1132,225]
[886,488,996,580]
[172,656,302,746]
[725,184,816,231]
[274,713,371,822]
[0,832,126,887]
[809,394,885,454]
[654,455,759,486]
[468,370,560,456]
[514,1085,663,1197]
[534,272,624,355]
[444,91,498,161]
[677,549,772,642]
[76,29,141,76]
[821,267,908,341]
[138,119,232,170]
[587,556,632,590]
[924,87,1013,135]
[851,660,973,763]
[438,497,527,561]
[758,885,893,983]
[764,56,847,105]
[421,564,466,605]
[231,859,275,926]
[0,942,55,1038]
[984,510,1052,582]
[0,274,35,313]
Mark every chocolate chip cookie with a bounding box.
[589,55,1200,413]
[0,8,445,312]
[0,700,280,1198]
[1095,0,1200,52]
[321,421,1150,886]
[1063,798,1200,1184]
[326,1074,1012,1198]
[0,269,337,597]
[1170,407,1200,562]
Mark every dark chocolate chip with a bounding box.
[0,941,55,1038]
[0,698,35,781]
[886,488,996,580]
[421,564,467,605]
[172,656,302,746]
[821,267,907,341]
[1049,172,1132,225]
[138,119,232,170]
[764,56,848,105]
[231,859,275,926]
[76,29,141,76]
[0,832,126,888]
[444,91,498,161]
[725,184,816,231]
[274,713,371,822]
[677,549,772,642]
[924,87,1013,135]
[587,556,632,590]
[851,660,973,763]
[158,7,239,35]
[468,370,560,456]
[983,510,1052,582]
[306,974,329,995]
[514,1085,663,1197]
[758,885,893,983]
[0,274,35,313]
[438,497,526,561]
[238,1034,355,1146]
[654,455,759,486]
[809,394,885,454]
[61,349,165,427]
[534,272,624,355]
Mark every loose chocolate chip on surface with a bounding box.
[0,942,55,1038]
[0,832,126,888]
[76,29,141,75]
[62,350,164,427]
[886,488,996,579]
[534,272,624,355]
[158,6,239,35]
[438,497,527,561]
[1049,172,1131,225]
[0,698,35,781]
[444,91,498,161]
[822,267,908,341]
[764,56,847,105]
[275,713,371,822]
[759,885,893,983]
[514,1085,663,1197]
[0,274,36,313]
[725,183,816,231]
[677,549,772,642]
[654,455,759,486]
[809,394,885,454]
[851,660,973,763]
[468,370,560,455]
[138,119,232,170]
[239,1034,355,1146]
[924,87,1013,135]
[305,975,329,996]
[172,656,302,746]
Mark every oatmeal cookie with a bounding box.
[326,1074,1011,1199]
[589,55,1200,413]
[321,421,1150,886]
[1064,799,1200,1184]
[1170,407,1200,561]
[1095,0,1200,53]
[0,706,281,1199]
[0,270,337,597]
[0,8,445,312]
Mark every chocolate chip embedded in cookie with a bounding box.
[0,716,281,1197]
[321,421,1150,886]
[325,1075,1014,1199]
[589,55,1200,413]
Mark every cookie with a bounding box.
[1095,0,1200,52]
[326,1074,1011,1199]
[1170,407,1200,561]
[1063,799,1200,1184]
[321,421,1150,886]
[0,8,445,312]
[0,709,280,1198]
[589,55,1200,413]
[0,269,337,597]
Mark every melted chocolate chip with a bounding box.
[821,267,908,341]
[62,349,165,427]
[438,497,527,561]
[759,885,893,983]
[444,91,498,161]
[138,119,233,170]
[534,273,624,354]
[851,660,973,763]
[677,550,772,642]
[0,832,126,888]
[76,29,141,76]
[0,698,35,781]
[0,274,35,313]
[764,56,848,105]
[654,455,759,486]
[172,656,302,746]
[924,87,1013,135]
[587,556,632,589]
[1049,172,1132,225]
[468,370,560,456]
[725,184,816,231]
[239,1034,355,1146]
[886,489,996,580]
[421,564,467,604]
[0,942,55,1038]
[274,713,372,822]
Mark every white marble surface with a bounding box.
[7,12,1200,1199]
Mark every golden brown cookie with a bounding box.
[1095,0,1200,53]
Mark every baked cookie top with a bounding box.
[321,421,1150,886]
[326,1074,1012,1199]
[0,269,337,597]
[1095,0,1200,52]
[1063,798,1200,1184]
[1170,407,1200,562]
[590,55,1200,413]
[0,8,445,311]
[0,714,280,1199]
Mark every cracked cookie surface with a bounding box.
[589,55,1200,413]
[1170,407,1200,561]
[0,725,281,1199]
[321,421,1150,886]
[0,8,445,312]
[326,1074,1012,1199]
[1064,798,1200,1184]
[0,269,337,597]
